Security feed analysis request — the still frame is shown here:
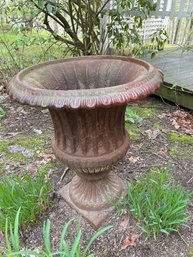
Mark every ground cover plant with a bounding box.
[0,209,112,257]
[0,172,52,230]
[115,169,191,239]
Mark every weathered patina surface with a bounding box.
[8,56,163,227]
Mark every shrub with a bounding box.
[116,169,191,239]
[0,172,52,230]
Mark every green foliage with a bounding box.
[188,248,193,257]
[169,132,193,144]
[0,209,21,257]
[0,209,112,257]
[0,0,168,57]
[125,123,141,140]
[115,169,191,239]
[107,0,156,52]
[125,108,143,123]
[0,172,52,230]
[0,29,69,79]
[151,29,169,54]
[0,107,5,120]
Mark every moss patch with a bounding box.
[153,122,161,129]
[125,123,141,140]
[169,132,193,144]
[38,161,55,175]
[169,144,192,160]
[127,106,158,119]
[187,248,193,257]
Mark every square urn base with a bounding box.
[59,182,116,229]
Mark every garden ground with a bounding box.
[0,82,193,256]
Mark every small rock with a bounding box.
[33,129,43,134]
[8,145,34,158]
[41,109,49,114]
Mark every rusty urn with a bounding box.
[8,56,163,227]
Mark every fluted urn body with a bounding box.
[8,56,163,227]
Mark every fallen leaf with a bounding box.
[36,153,55,166]
[0,85,4,92]
[173,110,187,118]
[143,129,161,140]
[119,216,129,231]
[113,239,118,249]
[121,233,140,250]
[170,110,193,133]
[171,119,180,129]
[158,113,168,118]
[27,165,37,174]
[157,148,167,157]
[176,115,193,130]
[128,156,140,163]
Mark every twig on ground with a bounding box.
[177,232,188,246]
[58,167,69,184]
[187,177,193,184]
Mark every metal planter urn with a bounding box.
[8,56,163,227]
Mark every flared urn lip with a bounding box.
[7,55,163,109]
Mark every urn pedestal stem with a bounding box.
[50,106,129,227]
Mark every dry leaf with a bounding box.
[113,239,118,249]
[158,113,168,119]
[128,156,140,163]
[176,116,193,130]
[36,153,56,166]
[173,110,187,118]
[143,129,161,140]
[27,165,37,174]
[121,233,140,250]
[0,85,4,92]
[158,148,167,157]
[119,216,129,231]
[171,119,180,129]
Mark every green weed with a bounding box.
[0,172,52,230]
[126,106,158,119]
[188,248,193,257]
[125,108,143,124]
[0,107,5,120]
[115,169,191,239]
[0,209,112,257]
[125,123,141,140]
[169,144,192,161]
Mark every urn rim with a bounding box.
[7,55,163,109]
